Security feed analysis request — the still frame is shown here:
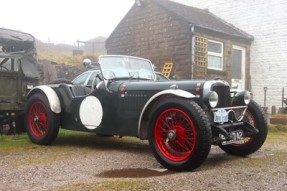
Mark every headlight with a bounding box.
[209,91,218,108]
[233,91,252,105]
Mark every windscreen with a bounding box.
[99,55,155,80]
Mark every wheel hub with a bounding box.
[167,130,176,141]
[33,115,39,123]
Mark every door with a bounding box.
[231,45,246,90]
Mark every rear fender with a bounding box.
[138,89,195,139]
[27,85,61,113]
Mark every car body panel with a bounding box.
[47,78,205,137]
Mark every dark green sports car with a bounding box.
[25,55,267,171]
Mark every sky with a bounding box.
[0,0,135,45]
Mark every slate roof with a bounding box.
[152,0,253,41]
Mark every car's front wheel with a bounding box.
[219,100,268,156]
[24,93,60,145]
[148,98,212,171]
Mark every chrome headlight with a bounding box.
[233,91,252,105]
[209,91,218,108]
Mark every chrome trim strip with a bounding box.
[211,106,247,111]
[212,106,248,122]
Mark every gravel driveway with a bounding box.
[0,132,286,191]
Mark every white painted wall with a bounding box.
[173,0,287,112]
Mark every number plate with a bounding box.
[214,109,229,123]
[222,130,244,145]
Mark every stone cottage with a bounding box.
[106,0,253,90]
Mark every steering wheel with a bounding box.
[0,65,8,71]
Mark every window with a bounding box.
[72,72,91,85]
[87,71,100,86]
[207,40,223,70]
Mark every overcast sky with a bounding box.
[0,0,135,44]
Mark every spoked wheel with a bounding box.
[28,101,49,138]
[219,100,268,156]
[154,108,197,162]
[25,93,60,145]
[149,98,211,171]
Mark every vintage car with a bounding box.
[0,28,41,134]
[24,55,267,171]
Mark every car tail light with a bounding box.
[120,84,126,97]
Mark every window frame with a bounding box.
[207,40,224,71]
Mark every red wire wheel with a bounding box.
[28,101,49,138]
[154,108,197,162]
[149,98,212,171]
[25,93,60,145]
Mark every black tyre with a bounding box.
[24,93,60,145]
[148,98,212,171]
[219,100,268,156]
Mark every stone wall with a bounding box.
[39,60,85,84]
[55,63,85,81]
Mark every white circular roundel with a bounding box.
[79,96,103,129]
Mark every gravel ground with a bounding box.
[0,133,286,191]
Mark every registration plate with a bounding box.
[221,130,244,145]
[214,109,229,123]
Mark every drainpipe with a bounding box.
[282,88,284,108]
[264,87,267,107]
[190,25,195,79]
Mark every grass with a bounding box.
[0,129,90,151]
[0,133,31,150]
[0,130,93,166]
[267,124,287,133]
[271,114,287,118]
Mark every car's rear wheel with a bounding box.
[24,93,60,145]
[148,98,212,171]
[219,100,268,156]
